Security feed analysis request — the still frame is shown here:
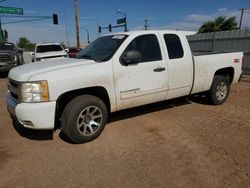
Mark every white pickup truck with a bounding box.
[7,30,243,143]
[32,43,68,62]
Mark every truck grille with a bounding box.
[8,79,20,101]
[0,54,11,62]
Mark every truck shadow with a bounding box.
[109,95,211,123]
[12,120,53,141]
[188,94,212,105]
[59,95,211,144]
[109,97,193,123]
[58,97,194,144]
[11,95,210,143]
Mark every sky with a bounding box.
[1,0,250,47]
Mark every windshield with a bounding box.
[0,43,15,50]
[36,44,63,53]
[76,34,128,62]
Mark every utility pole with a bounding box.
[239,7,249,29]
[74,0,80,48]
[80,27,90,44]
[144,19,149,30]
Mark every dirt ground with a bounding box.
[0,74,250,188]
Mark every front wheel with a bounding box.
[61,95,108,144]
[208,75,230,105]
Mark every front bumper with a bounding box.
[7,92,56,130]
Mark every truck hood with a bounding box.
[8,58,95,81]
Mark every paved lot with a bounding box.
[0,74,250,188]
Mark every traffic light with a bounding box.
[4,30,8,38]
[98,26,101,33]
[53,14,58,25]
[108,24,112,32]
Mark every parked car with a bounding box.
[7,30,243,144]
[67,47,82,58]
[32,42,68,62]
[0,42,23,72]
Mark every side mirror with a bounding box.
[31,52,35,62]
[65,48,69,53]
[121,50,141,65]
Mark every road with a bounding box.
[0,74,250,188]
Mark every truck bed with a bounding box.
[191,51,243,94]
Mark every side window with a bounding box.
[164,34,184,59]
[123,34,162,63]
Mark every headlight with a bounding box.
[20,81,50,103]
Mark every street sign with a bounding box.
[0,6,23,15]
[117,17,126,25]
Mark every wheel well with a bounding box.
[214,67,234,83]
[54,87,111,129]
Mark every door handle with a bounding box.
[153,67,166,72]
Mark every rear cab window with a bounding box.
[164,34,184,59]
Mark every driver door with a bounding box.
[113,34,168,110]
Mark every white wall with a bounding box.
[22,52,34,64]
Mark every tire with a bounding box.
[61,95,108,144]
[208,75,230,105]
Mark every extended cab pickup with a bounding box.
[7,30,243,143]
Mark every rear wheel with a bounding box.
[208,75,230,105]
[61,95,108,144]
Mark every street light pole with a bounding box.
[144,19,149,30]
[87,29,89,43]
[80,27,90,44]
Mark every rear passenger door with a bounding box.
[163,33,193,99]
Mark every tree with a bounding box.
[198,16,238,33]
[16,37,35,51]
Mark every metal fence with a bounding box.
[187,29,250,72]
